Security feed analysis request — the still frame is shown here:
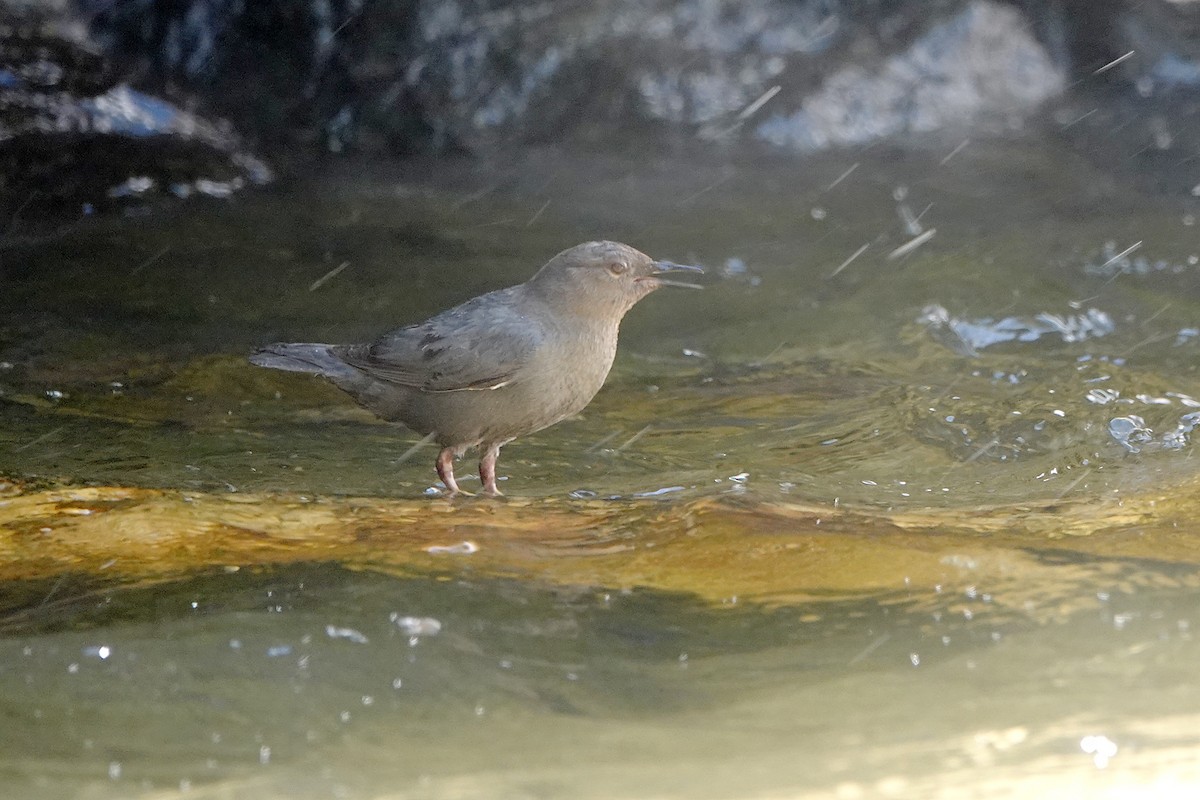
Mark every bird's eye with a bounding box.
[606,262,629,277]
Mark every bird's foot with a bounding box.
[479,446,504,497]
[436,447,469,497]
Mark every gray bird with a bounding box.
[250,241,703,496]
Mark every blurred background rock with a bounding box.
[2,0,1198,221]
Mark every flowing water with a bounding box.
[2,138,1200,798]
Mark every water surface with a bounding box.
[2,137,1200,797]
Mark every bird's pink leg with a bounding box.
[436,447,462,495]
[479,444,503,496]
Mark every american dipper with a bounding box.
[250,241,703,495]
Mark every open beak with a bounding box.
[649,260,705,290]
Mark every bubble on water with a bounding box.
[1109,416,1152,452]
[633,486,685,498]
[920,304,1114,355]
[266,645,292,658]
[1135,393,1173,405]
[390,615,442,637]
[1086,388,1120,405]
[1109,411,1200,452]
[325,625,369,644]
[425,541,478,554]
[1163,412,1200,449]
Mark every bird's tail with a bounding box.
[250,342,361,382]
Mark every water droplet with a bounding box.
[390,615,442,637]
[1080,734,1117,768]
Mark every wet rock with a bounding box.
[0,9,271,225]
[756,1,1066,150]
[400,0,1067,152]
[76,0,1075,155]
[8,0,1198,178]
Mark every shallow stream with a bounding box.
[2,138,1200,798]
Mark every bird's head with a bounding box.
[529,241,703,319]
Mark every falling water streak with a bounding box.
[1140,303,1173,327]
[887,229,936,260]
[1060,109,1098,130]
[938,138,970,166]
[848,633,891,665]
[1093,51,1135,75]
[466,217,516,229]
[1121,332,1176,357]
[1099,241,1143,273]
[898,204,922,236]
[309,261,350,291]
[130,245,171,276]
[930,377,964,405]
[586,430,622,453]
[37,575,66,609]
[525,199,551,227]
[963,439,1001,464]
[452,184,499,209]
[614,425,653,453]
[676,174,734,206]
[1056,467,1094,499]
[749,340,788,367]
[4,190,38,235]
[14,426,65,453]
[828,243,870,278]
[737,85,782,121]
[825,163,859,191]
[330,10,358,37]
[393,431,439,466]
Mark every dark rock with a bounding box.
[0,7,270,226]
[76,0,1078,155]
[7,0,1199,171]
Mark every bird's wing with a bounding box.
[332,290,543,393]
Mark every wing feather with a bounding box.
[333,289,541,393]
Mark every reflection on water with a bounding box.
[3,564,1200,798]
[3,138,1200,796]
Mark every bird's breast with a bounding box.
[511,321,616,421]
